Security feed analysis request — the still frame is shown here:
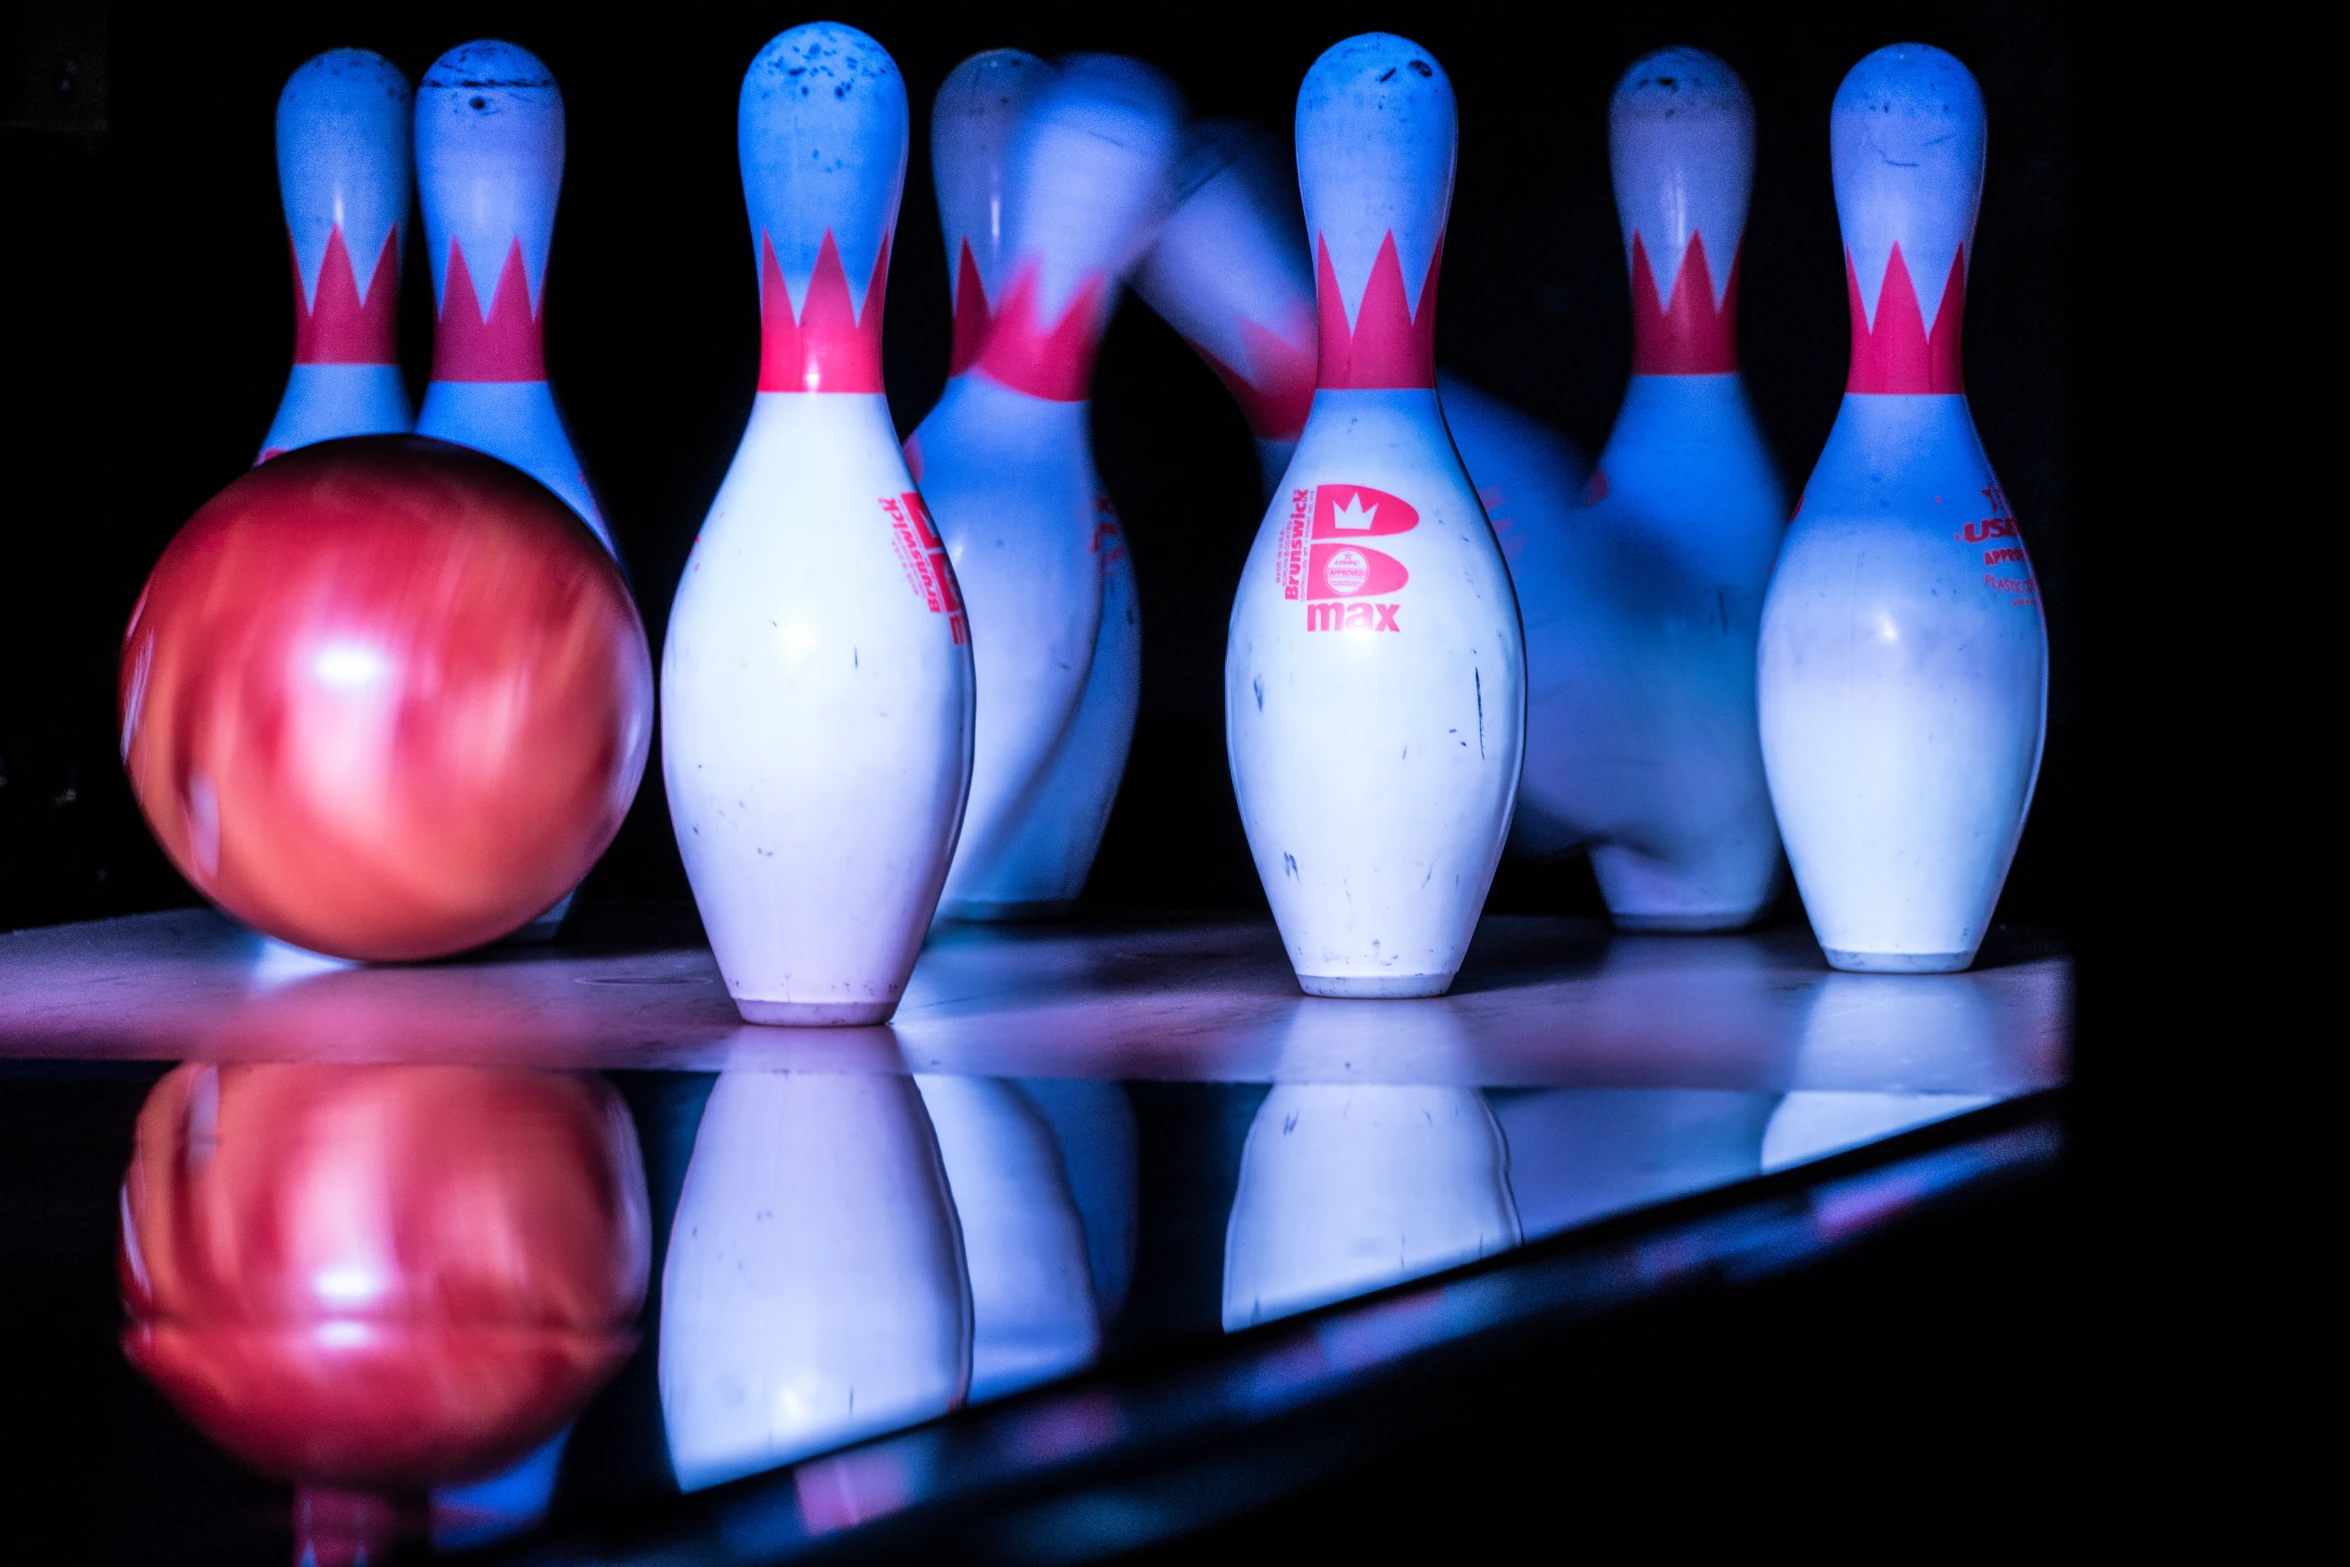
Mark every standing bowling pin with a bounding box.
[258,50,413,462]
[414,41,614,554]
[915,57,1183,921]
[1757,45,2047,972]
[1508,49,1788,930]
[663,24,974,1025]
[1226,35,1525,998]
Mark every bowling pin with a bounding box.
[258,50,413,462]
[1507,49,1788,931]
[914,1075,1100,1400]
[1226,35,1525,998]
[660,1067,971,1490]
[414,41,615,554]
[663,24,974,1025]
[914,56,1183,921]
[1758,45,2047,972]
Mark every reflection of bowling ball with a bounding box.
[119,437,652,960]
[119,1064,650,1490]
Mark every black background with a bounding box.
[0,0,2075,938]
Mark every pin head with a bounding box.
[415,40,565,336]
[740,23,906,393]
[277,50,411,365]
[1610,48,1752,375]
[1295,34,1454,390]
[932,50,1054,373]
[1833,44,1985,394]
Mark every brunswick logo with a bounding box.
[1278,483,1417,632]
[880,492,969,644]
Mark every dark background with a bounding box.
[0,0,2075,939]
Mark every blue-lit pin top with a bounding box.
[738,22,907,326]
[1832,43,1986,341]
[277,50,412,317]
[931,50,1054,313]
[415,40,566,319]
[1609,47,1753,311]
[1002,55,1186,320]
[1294,33,1456,334]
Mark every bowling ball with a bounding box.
[118,1062,651,1490]
[120,436,651,960]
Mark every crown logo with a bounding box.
[976,261,1111,403]
[758,228,890,394]
[1846,243,1965,395]
[1628,229,1739,376]
[432,237,545,383]
[1313,230,1441,391]
[1330,494,1379,531]
[291,224,401,367]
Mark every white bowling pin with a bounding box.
[1130,121,1318,495]
[1507,49,1788,931]
[914,57,1183,921]
[914,1076,1100,1400]
[414,40,614,554]
[662,24,976,1025]
[1758,45,2047,972]
[1226,35,1525,998]
[660,1067,971,1491]
[258,50,413,462]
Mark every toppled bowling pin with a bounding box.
[1226,35,1525,998]
[259,50,414,462]
[1758,45,2047,972]
[414,41,614,554]
[1509,48,1788,931]
[916,56,1183,920]
[660,1067,971,1490]
[663,24,976,1024]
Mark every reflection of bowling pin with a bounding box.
[259,50,414,463]
[918,57,1183,921]
[663,24,975,1025]
[915,1076,1099,1400]
[1510,50,1787,931]
[660,1068,971,1491]
[1496,1089,1776,1239]
[1224,1077,1518,1329]
[1761,967,2003,1167]
[1226,35,1524,998]
[1015,1077,1139,1323]
[414,41,614,554]
[1759,45,2047,972]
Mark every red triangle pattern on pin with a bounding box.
[1846,243,1966,394]
[977,262,1110,403]
[947,239,994,378]
[759,229,890,394]
[1314,230,1441,391]
[291,224,401,366]
[433,237,546,383]
[1195,315,1317,441]
[1629,230,1739,375]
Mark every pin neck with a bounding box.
[291,225,402,367]
[1313,231,1440,392]
[973,260,1110,403]
[1628,230,1739,376]
[946,240,993,378]
[1845,244,1965,395]
[431,237,546,383]
[757,229,890,395]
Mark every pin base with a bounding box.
[1609,910,1763,934]
[734,997,898,1026]
[1822,948,1975,974]
[1294,973,1457,999]
[940,898,1078,924]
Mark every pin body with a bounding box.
[414,42,612,554]
[1509,51,1786,931]
[1227,36,1524,998]
[663,25,975,1024]
[1758,45,2047,972]
[260,50,414,462]
[915,56,1181,920]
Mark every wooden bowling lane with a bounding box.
[0,906,2067,1093]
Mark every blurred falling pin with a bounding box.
[258,49,414,462]
[660,1060,971,1491]
[1223,1001,1520,1329]
[914,55,1185,920]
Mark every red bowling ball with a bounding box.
[120,437,651,959]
